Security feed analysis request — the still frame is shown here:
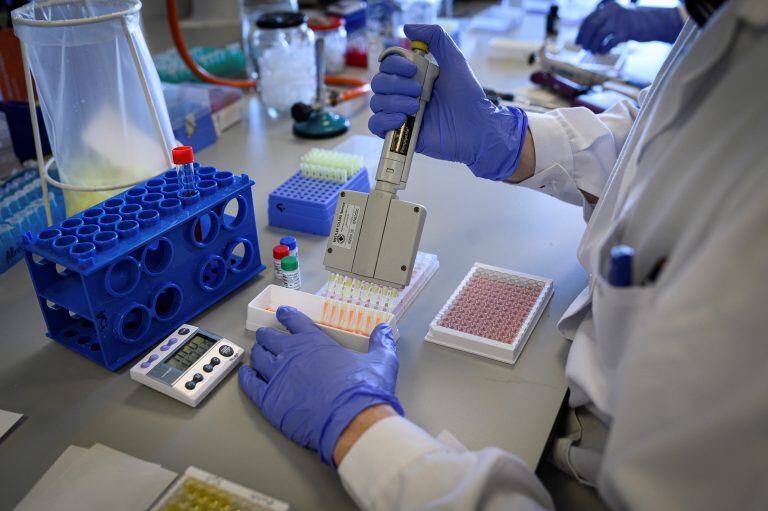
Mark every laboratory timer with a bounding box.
[130,324,244,407]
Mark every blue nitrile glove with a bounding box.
[238,306,402,466]
[576,2,684,54]
[368,24,528,181]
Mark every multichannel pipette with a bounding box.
[323,41,439,302]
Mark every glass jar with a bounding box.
[253,12,316,118]
[308,16,348,76]
[240,0,299,79]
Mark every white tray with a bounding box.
[425,263,553,365]
[247,285,399,353]
[316,251,439,320]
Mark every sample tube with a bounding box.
[172,146,196,197]
[280,236,298,258]
[281,256,301,290]
[273,244,290,279]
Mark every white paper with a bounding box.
[0,409,23,440]
[14,444,177,511]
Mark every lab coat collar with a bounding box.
[638,0,766,163]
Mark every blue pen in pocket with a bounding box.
[609,244,635,287]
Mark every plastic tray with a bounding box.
[316,251,439,320]
[425,263,553,365]
[247,285,399,353]
[267,168,369,235]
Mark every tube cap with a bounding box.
[273,244,290,259]
[279,236,297,250]
[308,15,344,31]
[281,256,298,271]
[172,146,194,165]
[411,40,429,53]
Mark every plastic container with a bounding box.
[272,243,289,278]
[12,1,175,213]
[240,0,298,79]
[317,251,439,320]
[365,0,405,76]
[425,263,553,365]
[279,236,298,257]
[308,16,347,75]
[253,12,315,117]
[267,167,370,235]
[246,285,399,353]
[280,255,301,289]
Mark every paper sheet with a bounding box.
[14,443,177,511]
[0,409,23,441]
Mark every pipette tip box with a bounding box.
[426,263,553,365]
[316,251,440,320]
[247,285,399,353]
[21,167,266,371]
[267,167,370,236]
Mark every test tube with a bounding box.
[172,146,197,198]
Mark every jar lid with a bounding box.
[308,15,344,31]
[256,11,308,29]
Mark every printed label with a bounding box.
[332,202,361,249]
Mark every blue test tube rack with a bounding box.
[21,165,266,371]
[267,168,370,236]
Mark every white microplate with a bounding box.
[151,466,288,511]
[425,263,553,365]
[316,251,440,320]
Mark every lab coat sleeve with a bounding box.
[338,416,555,511]
[519,98,641,208]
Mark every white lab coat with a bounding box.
[338,1,768,509]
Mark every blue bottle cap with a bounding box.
[280,236,297,250]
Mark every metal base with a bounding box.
[292,110,349,139]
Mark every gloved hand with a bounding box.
[576,2,684,54]
[238,306,402,466]
[368,24,528,181]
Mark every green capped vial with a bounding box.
[281,256,301,290]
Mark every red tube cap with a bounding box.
[273,244,290,259]
[172,146,194,165]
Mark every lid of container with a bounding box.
[279,236,297,250]
[172,146,194,164]
[256,11,307,29]
[308,15,344,31]
[273,244,290,259]
[281,256,298,271]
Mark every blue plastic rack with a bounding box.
[267,168,370,235]
[21,166,266,371]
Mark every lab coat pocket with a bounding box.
[591,274,654,387]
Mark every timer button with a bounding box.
[185,381,196,390]
[219,345,234,357]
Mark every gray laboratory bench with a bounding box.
[0,17,589,511]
